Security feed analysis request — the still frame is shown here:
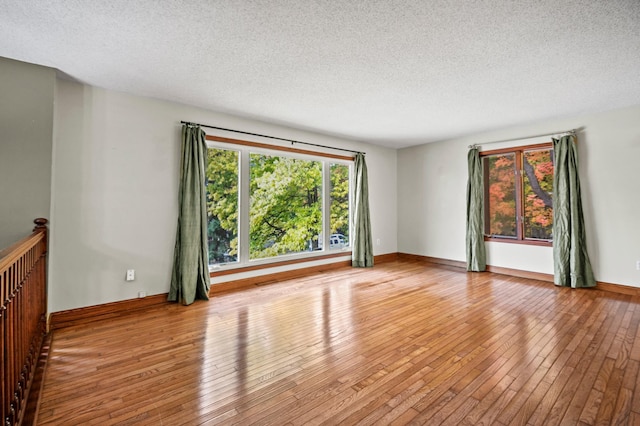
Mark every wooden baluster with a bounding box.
[1,271,6,425]
[1,269,5,425]
[7,279,15,426]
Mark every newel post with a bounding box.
[33,218,49,334]
[33,218,48,247]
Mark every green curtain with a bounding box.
[466,147,486,271]
[352,153,374,268]
[552,135,596,288]
[168,124,211,305]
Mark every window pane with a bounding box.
[249,153,322,259]
[206,148,239,265]
[330,163,350,249]
[523,149,554,240]
[484,154,517,238]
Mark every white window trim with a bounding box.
[207,140,353,272]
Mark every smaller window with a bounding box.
[482,143,554,245]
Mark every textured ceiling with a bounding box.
[1,0,639,148]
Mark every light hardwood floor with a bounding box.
[36,260,640,425]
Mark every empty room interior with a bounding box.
[1,1,640,425]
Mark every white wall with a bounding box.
[48,73,640,310]
[50,79,397,312]
[0,57,54,249]
[398,105,640,288]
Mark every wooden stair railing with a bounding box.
[0,219,48,426]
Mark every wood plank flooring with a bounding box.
[36,260,640,425]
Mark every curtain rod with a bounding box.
[468,129,577,149]
[181,121,365,155]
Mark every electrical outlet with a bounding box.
[138,291,146,298]
[126,269,135,281]
[376,238,381,246]
[636,260,640,271]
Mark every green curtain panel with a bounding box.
[352,153,374,268]
[466,147,486,272]
[168,124,211,305]
[552,135,596,288]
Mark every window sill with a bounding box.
[209,250,352,277]
[484,237,552,247]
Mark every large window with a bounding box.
[206,142,351,267]
[482,143,554,244]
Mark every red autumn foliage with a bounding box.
[486,149,554,239]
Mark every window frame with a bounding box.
[480,142,554,247]
[205,135,354,273]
